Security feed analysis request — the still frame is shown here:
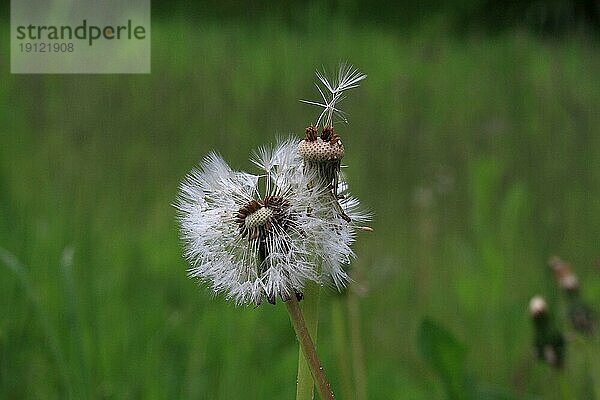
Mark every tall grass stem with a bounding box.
[348,288,368,400]
[331,296,354,399]
[288,283,331,400]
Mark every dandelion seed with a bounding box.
[300,63,367,128]
[176,139,361,305]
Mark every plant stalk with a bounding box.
[295,281,321,400]
[286,293,334,400]
[348,286,368,400]
[331,296,354,400]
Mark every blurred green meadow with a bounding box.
[1,11,600,400]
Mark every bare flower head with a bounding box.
[299,64,366,206]
[176,139,363,305]
[299,126,345,162]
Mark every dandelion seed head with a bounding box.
[176,139,360,305]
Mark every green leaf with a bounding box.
[418,318,468,400]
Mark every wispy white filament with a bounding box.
[300,63,367,128]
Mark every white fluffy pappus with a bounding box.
[300,63,367,128]
[176,138,365,305]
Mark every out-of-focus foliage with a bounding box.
[418,318,467,400]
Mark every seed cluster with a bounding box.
[320,126,340,144]
[305,125,319,141]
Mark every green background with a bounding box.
[1,3,599,399]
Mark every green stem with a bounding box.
[348,288,368,400]
[286,294,334,400]
[557,371,570,400]
[331,296,354,400]
[296,281,321,400]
